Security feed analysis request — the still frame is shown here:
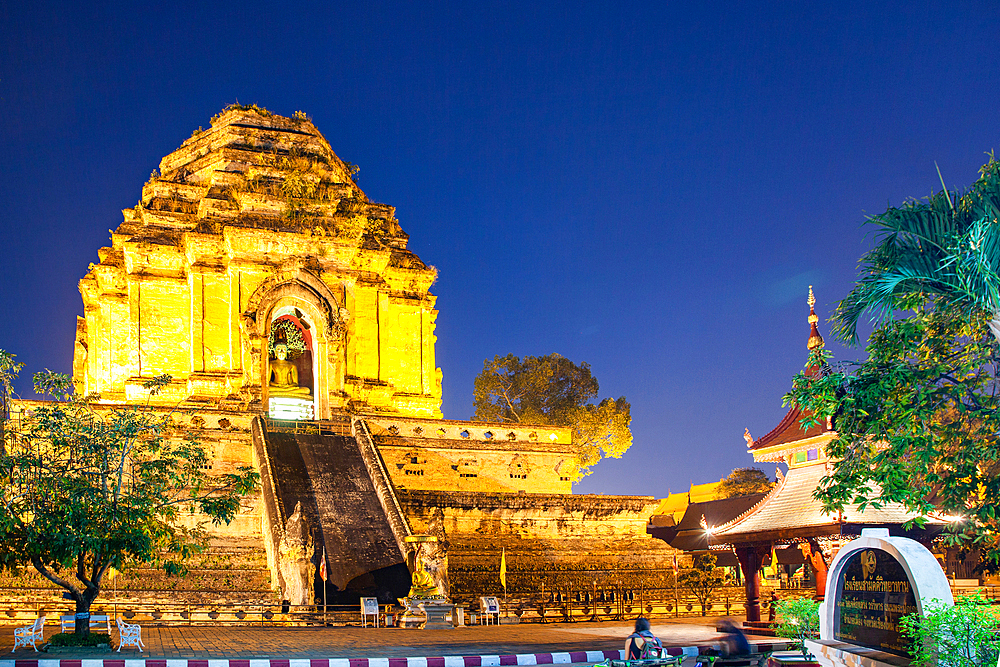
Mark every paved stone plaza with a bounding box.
[1,618,764,659]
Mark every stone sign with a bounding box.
[812,528,953,665]
[832,547,917,656]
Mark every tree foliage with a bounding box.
[0,350,23,450]
[788,303,1000,564]
[787,156,1000,568]
[900,594,1000,667]
[716,467,772,499]
[834,155,1000,344]
[471,353,631,479]
[773,597,820,658]
[678,553,730,616]
[0,366,259,635]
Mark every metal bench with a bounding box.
[12,616,46,652]
[115,617,144,652]
[59,614,112,634]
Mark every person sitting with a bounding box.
[625,617,664,659]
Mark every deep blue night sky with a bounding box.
[2,1,999,497]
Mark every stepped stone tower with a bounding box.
[1,106,685,617]
[74,105,442,419]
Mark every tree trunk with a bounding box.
[74,592,97,636]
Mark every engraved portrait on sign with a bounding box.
[834,547,917,657]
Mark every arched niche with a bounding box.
[243,269,348,420]
[266,306,318,419]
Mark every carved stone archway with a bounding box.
[241,268,349,419]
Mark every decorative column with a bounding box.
[735,543,771,622]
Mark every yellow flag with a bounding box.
[106,566,118,581]
[763,546,777,577]
[499,547,507,591]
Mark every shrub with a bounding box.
[773,597,820,658]
[49,632,111,647]
[900,594,1000,667]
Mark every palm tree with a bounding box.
[834,155,1000,343]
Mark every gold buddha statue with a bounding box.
[269,344,311,397]
[407,557,439,599]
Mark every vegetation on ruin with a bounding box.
[786,156,1000,569]
[471,353,632,479]
[715,467,772,499]
[211,103,276,125]
[143,108,372,242]
[0,350,23,448]
[772,596,820,658]
[0,363,259,636]
[677,553,729,616]
[900,593,1000,667]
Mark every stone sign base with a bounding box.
[399,599,455,629]
[419,602,455,629]
[399,608,425,628]
[806,640,910,667]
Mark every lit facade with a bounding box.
[74,106,441,419]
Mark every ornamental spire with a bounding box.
[807,286,824,350]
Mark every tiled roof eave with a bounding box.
[706,461,949,546]
[750,405,828,452]
[751,432,837,463]
[706,468,789,535]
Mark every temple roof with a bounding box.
[749,404,828,452]
[706,460,944,545]
[747,286,831,455]
[648,493,766,550]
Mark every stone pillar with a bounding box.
[735,543,770,622]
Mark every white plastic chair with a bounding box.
[12,616,45,652]
[115,617,144,652]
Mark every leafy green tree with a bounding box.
[787,156,1000,567]
[0,367,259,636]
[833,155,1000,344]
[678,553,730,616]
[900,593,1000,667]
[716,467,772,499]
[788,304,1000,563]
[472,353,631,479]
[773,597,820,658]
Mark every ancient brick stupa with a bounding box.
[7,106,680,617]
[75,104,442,420]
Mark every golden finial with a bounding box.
[807,286,824,350]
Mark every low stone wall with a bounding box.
[398,489,685,602]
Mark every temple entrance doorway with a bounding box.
[267,306,316,420]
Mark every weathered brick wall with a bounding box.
[398,490,685,602]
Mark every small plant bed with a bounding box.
[45,632,112,651]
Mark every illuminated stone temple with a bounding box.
[6,106,682,614]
